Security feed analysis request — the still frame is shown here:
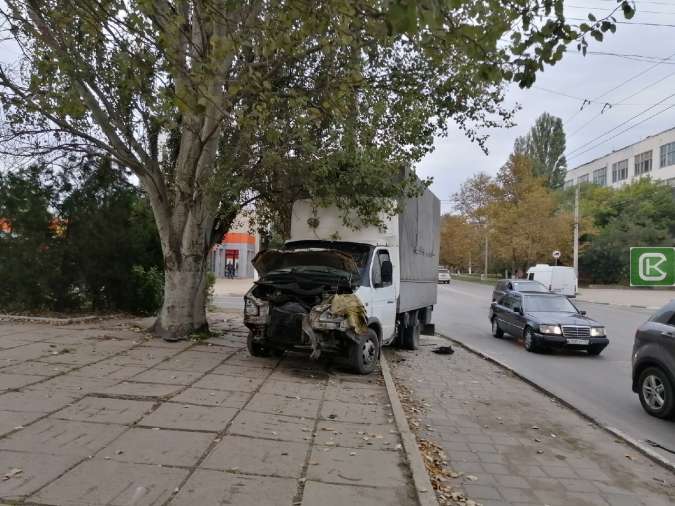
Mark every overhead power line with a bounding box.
[593,0,675,5]
[567,4,675,16]
[566,90,675,158]
[564,48,675,127]
[567,103,675,162]
[567,68,675,138]
[567,17,675,28]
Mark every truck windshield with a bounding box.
[284,240,372,286]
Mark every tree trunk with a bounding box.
[146,191,214,341]
[152,253,209,340]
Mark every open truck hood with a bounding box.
[252,249,361,279]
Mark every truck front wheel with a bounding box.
[349,329,380,374]
[401,312,420,350]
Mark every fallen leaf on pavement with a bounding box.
[2,468,22,480]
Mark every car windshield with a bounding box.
[524,295,578,313]
[512,281,547,292]
[439,269,449,274]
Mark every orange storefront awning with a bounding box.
[222,232,255,245]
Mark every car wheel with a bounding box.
[349,329,379,375]
[587,345,604,356]
[491,318,504,338]
[523,327,539,353]
[401,312,420,350]
[247,331,270,357]
[638,367,675,419]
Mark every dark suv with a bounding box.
[632,300,675,419]
[492,279,548,302]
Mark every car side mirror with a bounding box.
[580,310,587,316]
[381,260,393,284]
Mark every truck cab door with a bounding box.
[370,248,397,344]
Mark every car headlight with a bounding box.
[590,327,605,337]
[539,324,562,335]
[244,297,259,316]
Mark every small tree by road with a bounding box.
[514,113,568,189]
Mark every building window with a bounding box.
[577,174,589,184]
[592,167,607,186]
[634,150,652,176]
[611,159,628,182]
[660,142,675,168]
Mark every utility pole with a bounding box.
[573,185,580,278]
[484,232,489,278]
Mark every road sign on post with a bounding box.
[552,250,560,266]
[630,247,675,286]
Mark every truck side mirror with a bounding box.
[381,260,393,285]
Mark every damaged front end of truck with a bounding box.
[244,249,379,374]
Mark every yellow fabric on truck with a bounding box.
[330,294,368,335]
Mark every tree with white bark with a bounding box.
[0,0,634,340]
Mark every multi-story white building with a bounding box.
[565,126,675,188]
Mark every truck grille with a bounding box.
[561,326,590,339]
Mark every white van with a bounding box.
[526,264,577,297]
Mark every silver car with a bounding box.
[632,300,675,419]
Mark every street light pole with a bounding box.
[484,232,489,278]
[573,185,580,278]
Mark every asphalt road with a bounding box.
[434,279,675,466]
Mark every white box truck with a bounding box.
[243,188,440,373]
[526,264,577,297]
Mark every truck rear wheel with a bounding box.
[349,329,379,374]
[401,312,420,350]
[247,331,270,357]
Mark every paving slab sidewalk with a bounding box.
[0,314,417,506]
[386,335,675,506]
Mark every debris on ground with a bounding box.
[432,345,454,355]
[2,468,23,480]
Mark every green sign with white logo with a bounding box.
[630,247,675,286]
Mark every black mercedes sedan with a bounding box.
[489,292,609,355]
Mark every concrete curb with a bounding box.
[437,333,675,475]
[380,353,439,506]
[576,299,657,310]
[0,314,113,325]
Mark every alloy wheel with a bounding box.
[642,374,666,411]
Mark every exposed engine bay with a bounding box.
[244,248,377,374]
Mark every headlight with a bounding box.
[244,297,259,316]
[539,324,562,335]
[590,327,605,337]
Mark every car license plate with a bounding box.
[567,338,589,345]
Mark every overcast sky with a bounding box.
[418,0,675,213]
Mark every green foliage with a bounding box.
[0,166,60,311]
[0,159,164,314]
[128,266,165,315]
[567,180,675,284]
[514,113,567,188]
